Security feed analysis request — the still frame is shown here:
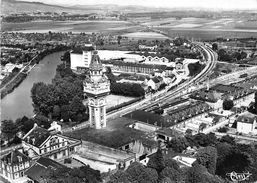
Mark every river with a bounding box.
[1,52,64,121]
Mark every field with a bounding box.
[122,31,169,40]
[2,20,134,33]
[142,17,257,40]
[106,94,136,109]
[2,16,257,40]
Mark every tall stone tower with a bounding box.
[83,51,110,129]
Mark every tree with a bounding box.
[195,146,217,174]
[186,164,224,183]
[117,35,122,45]
[1,120,18,141]
[126,162,158,183]
[31,82,59,116]
[109,170,130,183]
[60,105,70,122]
[168,137,189,153]
[216,142,233,169]
[219,135,235,145]
[147,149,165,173]
[42,165,101,183]
[212,43,218,51]
[52,105,61,119]
[222,99,234,110]
[69,96,87,122]
[160,167,180,183]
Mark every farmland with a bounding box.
[2,14,257,40]
[2,20,135,33]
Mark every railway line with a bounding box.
[107,42,218,119]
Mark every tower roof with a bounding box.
[89,51,103,71]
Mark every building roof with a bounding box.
[25,157,66,182]
[210,84,243,94]
[237,112,257,124]
[89,51,103,71]
[71,46,94,54]
[190,90,222,103]
[151,77,161,83]
[155,128,179,138]
[23,124,51,148]
[1,149,31,165]
[124,110,166,127]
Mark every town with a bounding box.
[1,0,257,183]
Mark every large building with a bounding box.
[83,51,110,129]
[70,44,95,70]
[1,149,31,182]
[22,123,81,160]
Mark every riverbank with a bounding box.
[1,52,65,120]
[1,45,70,99]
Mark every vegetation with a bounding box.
[31,64,88,123]
[42,165,102,183]
[105,67,145,97]
[222,99,234,110]
[248,92,257,114]
[218,49,247,62]
[217,127,228,133]
[1,73,27,99]
[188,62,205,76]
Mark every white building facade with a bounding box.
[83,51,110,129]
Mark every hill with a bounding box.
[1,0,93,15]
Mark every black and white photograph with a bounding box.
[1,0,257,182]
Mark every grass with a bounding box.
[64,117,145,148]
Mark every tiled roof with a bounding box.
[237,112,256,124]
[1,149,31,165]
[124,110,166,127]
[23,124,50,148]
[25,157,66,182]
[71,46,94,54]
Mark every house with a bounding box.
[147,77,164,91]
[0,149,32,182]
[155,128,180,142]
[175,58,184,71]
[3,63,16,74]
[25,157,67,183]
[22,123,81,161]
[237,112,257,134]
[173,155,196,168]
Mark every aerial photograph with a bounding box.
[0,0,257,182]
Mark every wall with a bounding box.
[70,53,83,70]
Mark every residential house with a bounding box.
[147,77,164,91]
[25,157,67,183]
[1,149,32,182]
[237,112,257,134]
[22,123,81,161]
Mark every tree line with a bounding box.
[31,64,88,123]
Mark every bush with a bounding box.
[217,127,228,133]
[64,158,72,164]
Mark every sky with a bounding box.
[18,0,257,10]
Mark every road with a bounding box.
[0,55,38,92]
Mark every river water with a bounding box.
[1,52,63,121]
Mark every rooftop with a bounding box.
[210,84,243,94]
[1,149,31,165]
[237,111,257,124]
[23,124,51,148]
[64,117,145,148]
[124,110,166,127]
[25,157,66,182]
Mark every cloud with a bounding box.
[16,0,257,10]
